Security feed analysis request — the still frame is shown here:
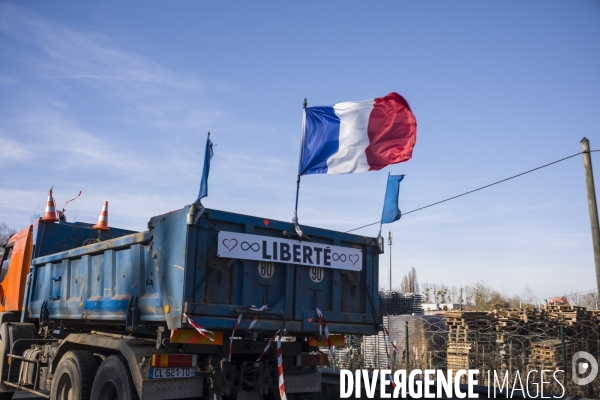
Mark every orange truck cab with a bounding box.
[0,225,33,314]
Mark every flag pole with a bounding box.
[292,99,307,237]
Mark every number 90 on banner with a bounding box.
[309,266,323,283]
[258,261,275,279]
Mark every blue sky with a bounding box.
[1,1,599,299]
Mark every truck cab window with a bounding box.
[0,242,13,283]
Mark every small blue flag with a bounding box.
[196,133,214,203]
[381,175,404,224]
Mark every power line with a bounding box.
[562,287,597,297]
[347,150,600,233]
[529,288,597,301]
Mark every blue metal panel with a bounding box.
[184,207,381,335]
[28,231,154,324]
[27,205,381,335]
[148,208,189,329]
[34,220,136,259]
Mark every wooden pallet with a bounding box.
[526,361,562,371]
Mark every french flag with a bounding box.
[299,92,417,176]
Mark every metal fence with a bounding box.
[378,291,423,316]
[323,306,600,398]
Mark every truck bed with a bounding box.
[27,205,381,336]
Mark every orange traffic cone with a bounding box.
[92,201,110,231]
[42,188,59,222]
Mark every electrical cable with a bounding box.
[528,287,598,301]
[346,150,600,233]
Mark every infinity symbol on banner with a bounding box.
[332,253,347,262]
[241,242,260,252]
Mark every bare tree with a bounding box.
[400,267,419,294]
[447,286,459,303]
[566,290,599,309]
[466,284,477,306]
[0,222,17,260]
[421,281,544,310]
[437,286,448,303]
[422,283,432,303]
[522,283,535,305]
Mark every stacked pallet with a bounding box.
[446,311,493,329]
[493,308,543,370]
[445,311,494,372]
[494,308,528,333]
[588,310,600,320]
[444,305,599,374]
[446,312,494,345]
[527,339,577,371]
[544,305,590,326]
[447,343,471,370]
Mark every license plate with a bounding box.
[149,367,196,379]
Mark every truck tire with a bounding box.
[90,355,138,400]
[51,350,98,400]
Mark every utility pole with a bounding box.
[581,137,600,294]
[388,231,393,291]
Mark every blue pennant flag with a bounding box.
[196,133,214,203]
[381,175,404,224]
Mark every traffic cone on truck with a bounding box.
[41,188,59,222]
[92,201,110,231]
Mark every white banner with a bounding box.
[217,231,362,271]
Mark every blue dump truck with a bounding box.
[0,204,380,400]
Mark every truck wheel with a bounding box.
[51,350,98,400]
[90,355,138,400]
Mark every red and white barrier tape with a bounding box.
[229,313,243,361]
[183,313,214,341]
[381,324,396,388]
[62,190,82,209]
[255,329,287,400]
[316,308,333,357]
[229,305,268,361]
[276,331,287,400]
[381,324,398,352]
[248,305,268,329]
[256,328,283,362]
[57,190,82,220]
